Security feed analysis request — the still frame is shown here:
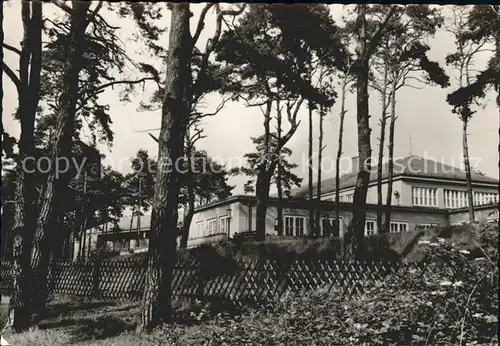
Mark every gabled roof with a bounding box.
[291,155,498,198]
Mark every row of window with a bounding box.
[194,216,230,238]
[443,190,500,209]
[107,238,149,252]
[284,216,343,237]
[284,217,432,237]
[412,187,438,207]
[412,187,498,208]
[473,191,499,206]
[444,189,468,208]
[365,220,438,236]
[339,193,354,203]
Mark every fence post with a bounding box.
[91,255,103,300]
[197,259,205,299]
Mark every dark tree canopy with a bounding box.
[234,134,302,197]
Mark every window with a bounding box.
[389,221,408,233]
[207,218,217,236]
[474,192,499,206]
[219,216,230,236]
[284,216,306,236]
[138,238,148,248]
[320,217,342,237]
[339,193,354,203]
[412,187,438,207]
[444,189,468,208]
[365,220,376,236]
[418,222,439,229]
[196,221,206,237]
[122,239,130,250]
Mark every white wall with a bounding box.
[320,179,404,205]
[188,201,240,239]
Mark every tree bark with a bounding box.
[315,107,324,236]
[383,81,397,232]
[276,97,283,236]
[335,78,348,234]
[376,67,389,234]
[308,102,315,237]
[129,205,135,231]
[137,3,192,332]
[462,118,475,221]
[255,100,272,241]
[6,0,42,332]
[495,31,500,216]
[30,0,91,318]
[351,5,371,255]
[180,148,195,248]
[350,4,395,255]
[255,169,272,240]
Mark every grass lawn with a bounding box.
[2,296,161,346]
[1,295,242,346]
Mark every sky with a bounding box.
[3,3,499,196]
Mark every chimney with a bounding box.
[351,156,360,174]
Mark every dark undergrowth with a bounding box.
[2,224,497,345]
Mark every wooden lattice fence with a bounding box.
[0,257,422,303]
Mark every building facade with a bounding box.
[292,156,499,209]
[77,155,499,256]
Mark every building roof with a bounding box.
[291,155,499,198]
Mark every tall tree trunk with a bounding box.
[30,1,91,318]
[276,97,283,236]
[255,100,272,241]
[6,0,42,332]
[350,4,395,254]
[137,4,192,332]
[180,146,195,248]
[129,205,136,231]
[383,81,397,232]
[335,79,348,234]
[351,5,371,255]
[255,169,272,240]
[180,191,194,248]
[376,67,389,234]
[308,102,315,236]
[315,107,324,235]
[462,118,475,221]
[495,31,500,215]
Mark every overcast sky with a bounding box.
[3,3,499,195]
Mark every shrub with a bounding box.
[158,231,498,345]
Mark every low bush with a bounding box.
[159,228,498,345]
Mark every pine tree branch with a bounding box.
[86,0,104,29]
[76,77,158,112]
[2,62,20,92]
[92,77,158,94]
[51,0,72,14]
[2,43,21,55]
[192,4,216,47]
[278,98,304,152]
[188,127,205,147]
[189,93,233,126]
[366,5,398,58]
[192,4,246,101]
